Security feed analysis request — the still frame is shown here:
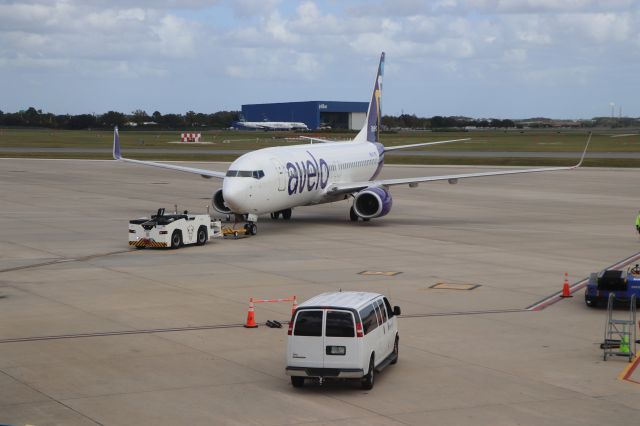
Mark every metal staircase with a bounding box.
[603,293,636,362]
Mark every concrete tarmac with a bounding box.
[1,158,639,425]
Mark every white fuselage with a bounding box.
[222,141,383,215]
[236,121,309,131]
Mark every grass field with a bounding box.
[1,128,639,166]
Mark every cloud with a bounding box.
[1,0,639,116]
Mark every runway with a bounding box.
[1,158,639,425]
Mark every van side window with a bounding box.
[376,299,387,323]
[359,303,379,335]
[383,297,394,318]
[326,311,355,337]
[374,303,384,325]
[293,311,323,337]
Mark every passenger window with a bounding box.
[359,304,379,335]
[374,303,383,325]
[383,297,394,318]
[376,299,387,323]
[294,311,323,336]
[326,311,355,337]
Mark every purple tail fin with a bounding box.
[354,52,384,143]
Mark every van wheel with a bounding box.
[196,226,207,245]
[361,355,375,390]
[170,231,182,249]
[291,376,304,388]
[391,335,399,365]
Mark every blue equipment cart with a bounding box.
[585,264,640,308]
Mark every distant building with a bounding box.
[241,101,368,130]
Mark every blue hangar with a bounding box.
[241,101,368,130]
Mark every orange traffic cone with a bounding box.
[561,272,572,298]
[291,296,298,316]
[244,298,258,328]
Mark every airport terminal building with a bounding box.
[241,101,368,130]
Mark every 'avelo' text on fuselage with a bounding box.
[286,151,330,195]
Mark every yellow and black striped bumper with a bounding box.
[129,239,167,248]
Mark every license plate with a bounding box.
[326,346,346,355]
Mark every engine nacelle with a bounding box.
[353,187,393,219]
[211,188,232,214]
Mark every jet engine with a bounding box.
[211,188,232,214]
[352,187,393,219]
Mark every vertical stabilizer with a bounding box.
[354,52,384,143]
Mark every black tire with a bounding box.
[196,226,207,246]
[271,212,279,220]
[390,335,399,365]
[361,355,375,390]
[349,207,358,222]
[170,231,182,249]
[291,376,304,388]
[249,223,257,235]
[282,209,292,220]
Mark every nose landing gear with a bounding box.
[244,222,258,235]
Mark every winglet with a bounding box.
[354,52,385,144]
[113,126,121,160]
[574,132,592,168]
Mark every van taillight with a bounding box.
[287,321,294,336]
[356,322,364,338]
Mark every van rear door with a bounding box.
[289,310,324,369]
[323,310,360,371]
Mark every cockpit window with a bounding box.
[226,170,264,179]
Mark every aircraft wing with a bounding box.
[327,133,591,195]
[299,136,335,143]
[112,127,226,179]
[383,138,470,152]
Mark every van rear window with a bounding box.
[326,311,355,337]
[293,311,322,336]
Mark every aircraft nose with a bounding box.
[222,179,249,213]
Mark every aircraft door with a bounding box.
[270,158,286,191]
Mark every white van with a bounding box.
[286,291,401,389]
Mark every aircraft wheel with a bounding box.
[282,209,292,220]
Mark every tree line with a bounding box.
[0,107,240,130]
[381,114,516,129]
[0,107,637,130]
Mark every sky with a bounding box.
[0,0,638,119]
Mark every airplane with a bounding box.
[113,52,590,235]
[232,121,309,131]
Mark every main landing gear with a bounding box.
[349,206,370,222]
[270,208,292,220]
